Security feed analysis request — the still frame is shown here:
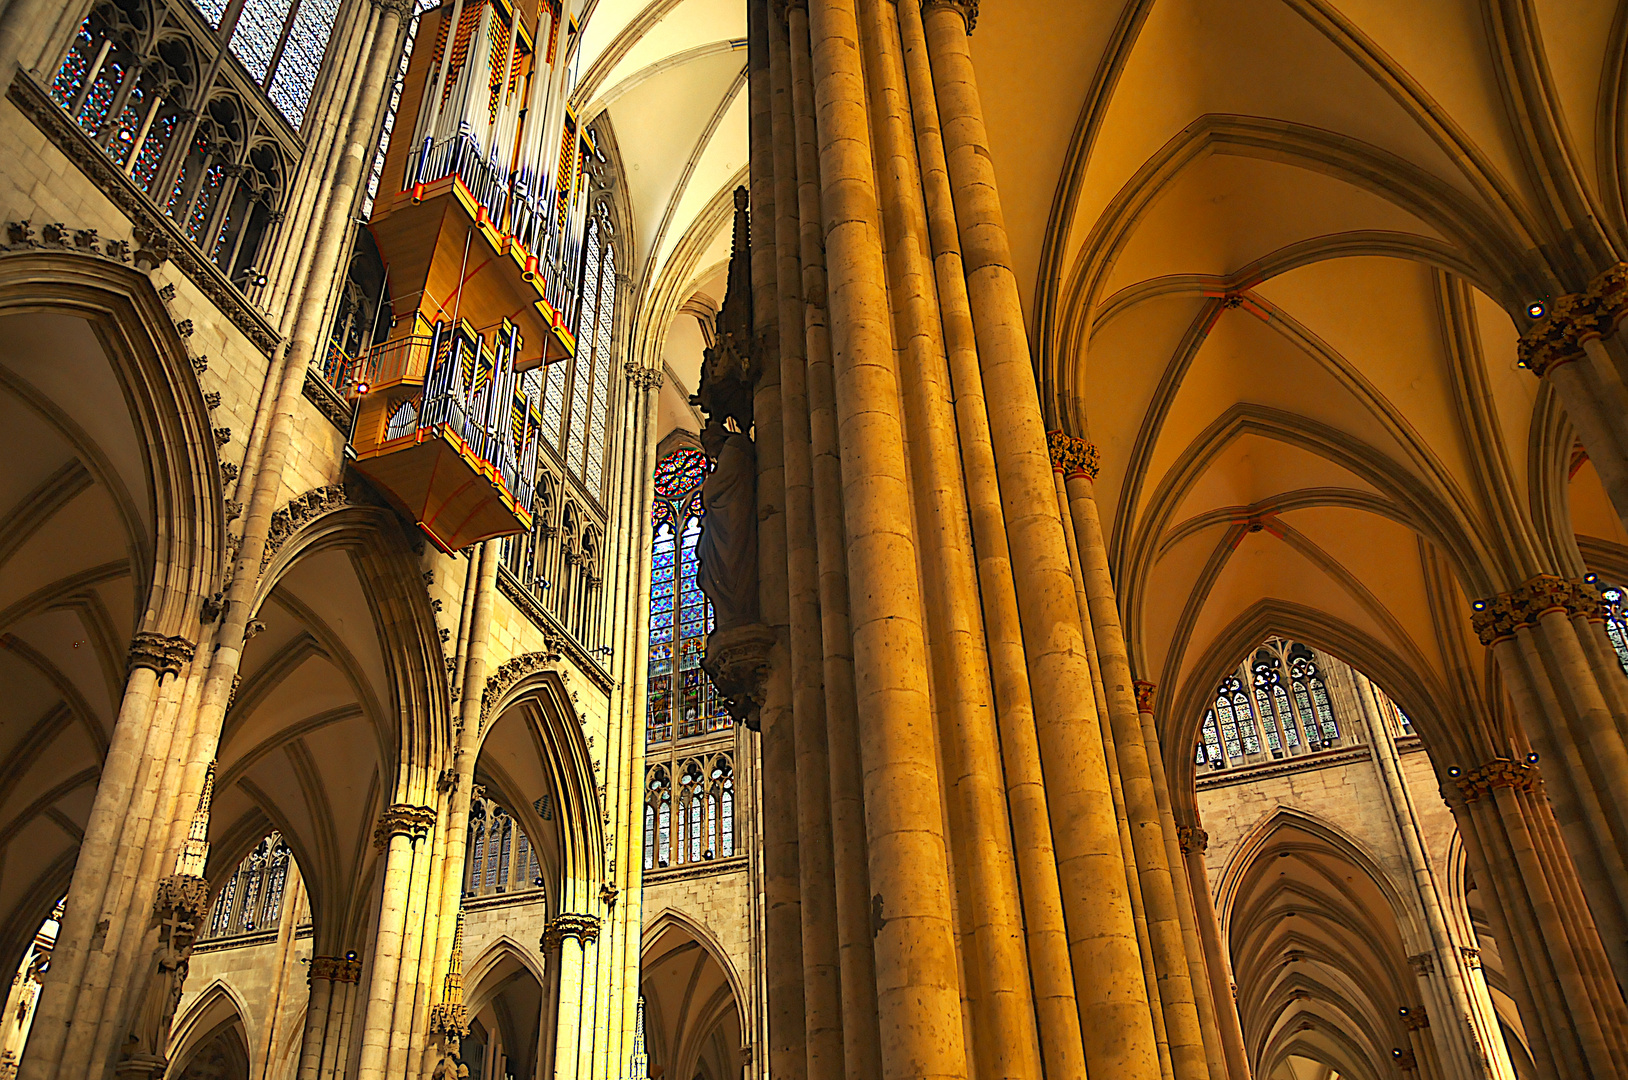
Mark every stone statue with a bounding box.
[696,418,759,633]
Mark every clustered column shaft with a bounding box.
[746,1,1203,1077]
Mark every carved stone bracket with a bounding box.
[1407,951,1435,976]
[1045,429,1099,481]
[1133,679,1156,714]
[1517,262,1628,376]
[702,623,776,731]
[1400,1005,1430,1032]
[1176,824,1209,855]
[1469,574,1604,645]
[373,803,437,848]
[127,632,197,677]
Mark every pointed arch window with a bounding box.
[1289,652,1339,743]
[464,793,543,897]
[204,833,291,939]
[543,206,619,495]
[646,447,726,746]
[644,766,673,871]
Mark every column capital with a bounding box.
[1469,574,1602,645]
[1045,429,1099,480]
[1517,262,1628,376]
[310,954,363,983]
[127,631,197,677]
[1133,680,1156,714]
[623,360,664,392]
[1460,945,1482,968]
[1449,758,1539,803]
[373,803,437,848]
[1407,951,1434,976]
[923,0,978,33]
[1399,1005,1429,1031]
[541,912,601,952]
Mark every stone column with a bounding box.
[1136,683,1230,1080]
[765,8,843,1079]
[803,2,972,1079]
[889,3,1088,1072]
[1056,435,1208,1080]
[356,803,437,1080]
[781,6,884,1074]
[1446,760,1628,1080]
[913,6,1161,1074]
[1352,671,1503,1080]
[544,914,600,1080]
[1180,826,1252,1079]
[298,957,350,1080]
[418,542,499,1078]
[19,632,194,1080]
[322,959,363,1080]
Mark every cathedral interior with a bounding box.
[0,0,1625,1079]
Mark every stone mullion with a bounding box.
[93,58,142,151]
[65,34,112,118]
[783,5,884,1075]
[766,7,843,1080]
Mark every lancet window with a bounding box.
[1197,639,1353,771]
[203,833,291,939]
[541,203,619,496]
[464,793,543,898]
[643,753,735,871]
[645,447,727,747]
[49,0,290,287]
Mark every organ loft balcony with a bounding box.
[344,317,545,554]
[336,173,577,554]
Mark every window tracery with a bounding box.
[646,447,726,747]
[643,753,734,871]
[1594,579,1628,673]
[49,0,289,286]
[541,204,618,496]
[203,833,291,939]
[1196,639,1352,771]
[464,792,542,898]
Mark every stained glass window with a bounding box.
[465,795,542,897]
[50,27,93,109]
[266,0,340,128]
[646,447,724,746]
[1199,711,1223,766]
[203,833,292,940]
[1598,582,1628,674]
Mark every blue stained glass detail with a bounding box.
[654,447,708,499]
[267,0,340,127]
[230,0,285,84]
[109,81,146,166]
[192,0,229,28]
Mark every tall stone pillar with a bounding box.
[543,914,601,1080]
[1179,825,1252,1080]
[356,803,437,1080]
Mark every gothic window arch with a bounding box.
[204,833,291,939]
[646,447,726,747]
[643,753,735,871]
[644,766,672,871]
[1288,648,1340,743]
[193,0,341,129]
[543,203,619,495]
[465,792,543,898]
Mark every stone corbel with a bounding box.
[702,623,776,731]
[1176,824,1209,855]
[1045,429,1100,480]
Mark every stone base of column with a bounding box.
[703,623,777,730]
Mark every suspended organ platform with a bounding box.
[336,0,601,552]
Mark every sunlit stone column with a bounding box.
[1179,825,1253,1080]
[356,804,436,1080]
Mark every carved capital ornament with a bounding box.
[1469,575,1604,645]
[373,803,437,848]
[1045,430,1099,480]
[1517,262,1628,376]
[127,632,197,677]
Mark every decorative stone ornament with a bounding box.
[126,632,197,677]
[1045,429,1100,481]
[1516,261,1628,375]
[702,623,777,731]
[924,0,979,33]
[1455,759,1539,802]
[1469,575,1604,644]
[540,912,602,953]
[373,803,438,848]
[1133,680,1156,714]
[309,955,364,983]
[1176,824,1209,855]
